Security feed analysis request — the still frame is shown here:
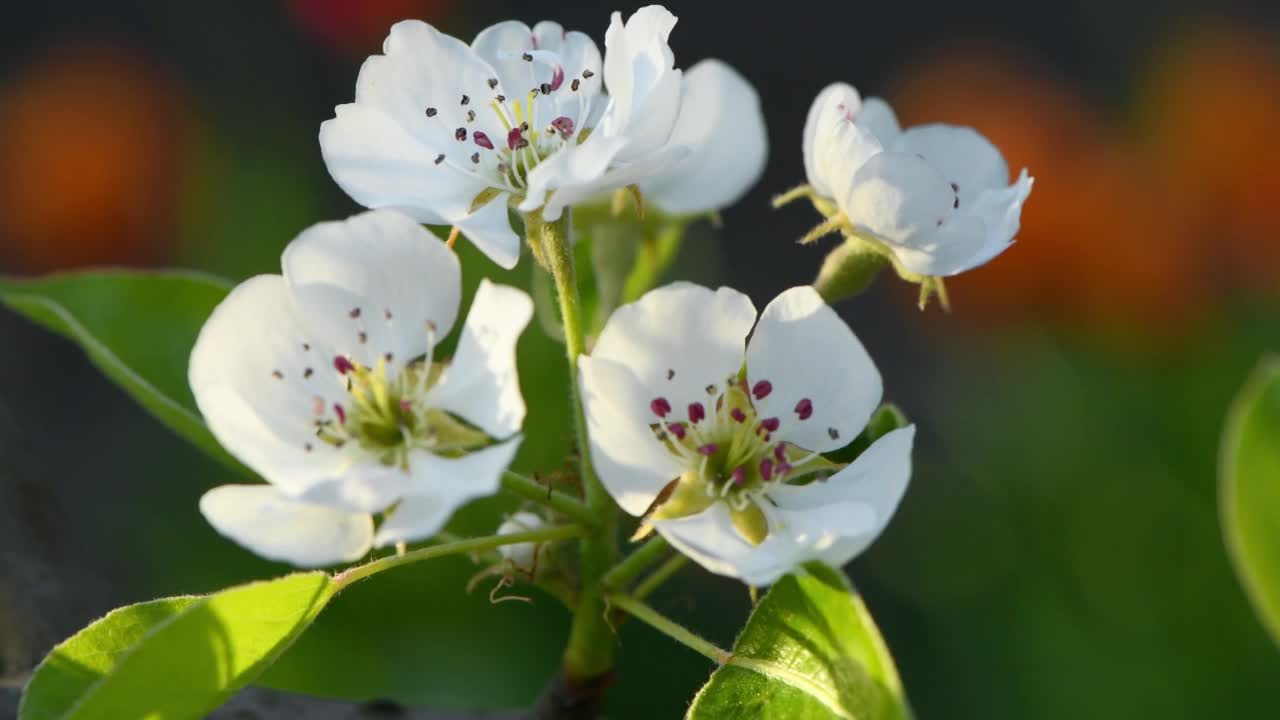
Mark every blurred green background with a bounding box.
[1,0,1279,717]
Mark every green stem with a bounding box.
[501,471,595,526]
[771,183,814,209]
[601,536,669,589]
[633,554,688,600]
[606,593,729,664]
[331,525,587,590]
[529,209,619,684]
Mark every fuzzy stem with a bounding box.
[605,593,730,664]
[331,525,587,590]
[530,209,620,685]
[601,536,670,589]
[633,554,689,600]
[501,471,595,526]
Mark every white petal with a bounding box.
[294,460,421,514]
[886,214,991,277]
[579,356,685,515]
[802,83,884,204]
[888,170,1032,278]
[200,485,373,567]
[519,133,630,219]
[591,282,756,416]
[891,124,1009,203]
[599,7,682,160]
[858,97,901,146]
[654,504,815,586]
[745,286,882,454]
[526,142,688,222]
[541,23,606,115]
[803,83,859,197]
[452,191,522,270]
[841,151,954,248]
[656,428,912,585]
[371,437,521,546]
[282,210,461,371]
[767,426,915,566]
[319,104,500,226]
[356,20,507,146]
[471,21,603,133]
[967,168,1034,261]
[189,275,350,496]
[639,59,768,215]
[470,20,537,100]
[429,280,532,439]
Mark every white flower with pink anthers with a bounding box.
[191,210,532,567]
[319,5,766,270]
[800,83,1033,279]
[579,282,915,586]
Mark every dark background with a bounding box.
[2,0,1280,717]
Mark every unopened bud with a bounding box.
[497,511,547,571]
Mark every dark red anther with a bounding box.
[650,397,672,418]
[507,127,528,150]
[730,407,747,423]
[697,443,719,456]
[776,461,794,477]
[760,457,774,482]
[399,399,413,414]
[473,131,494,150]
[668,422,687,440]
[731,467,746,486]
[688,402,706,424]
[333,403,347,424]
[760,417,780,433]
[773,443,787,462]
[550,116,575,139]
[795,398,813,420]
[333,356,355,375]
[752,380,773,400]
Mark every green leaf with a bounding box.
[20,572,336,720]
[1220,357,1280,647]
[687,563,910,720]
[0,270,244,474]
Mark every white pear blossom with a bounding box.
[192,209,533,567]
[496,511,548,571]
[319,5,762,269]
[634,59,768,216]
[802,83,1033,277]
[579,282,915,586]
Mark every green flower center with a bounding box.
[643,379,837,546]
[314,356,490,469]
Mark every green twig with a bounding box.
[602,536,670,589]
[606,592,730,665]
[529,209,620,683]
[501,471,595,526]
[633,554,689,600]
[331,525,587,590]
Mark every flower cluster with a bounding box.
[191,4,1030,588]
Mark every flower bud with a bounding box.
[498,512,548,572]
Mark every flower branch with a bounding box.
[500,471,595,526]
[332,524,588,590]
